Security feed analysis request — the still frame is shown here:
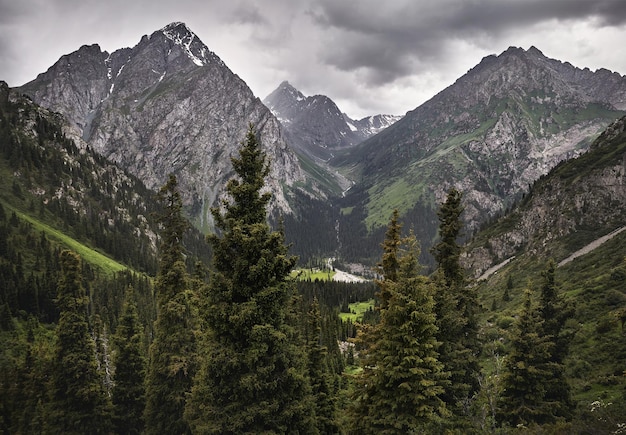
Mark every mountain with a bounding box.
[18,22,316,232]
[16,32,626,268]
[264,81,400,161]
[332,46,626,265]
[464,115,626,409]
[465,114,626,277]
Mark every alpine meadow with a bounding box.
[2,20,626,434]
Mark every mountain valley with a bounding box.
[15,24,626,268]
[2,21,626,433]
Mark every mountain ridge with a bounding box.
[330,46,626,264]
[18,22,313,233]
[14,26,626,268]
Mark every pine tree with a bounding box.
[46,250,111,434]
[348,217,447,434]
[430,188,480,415]
[144,174,197,435]
[499,289,553,427]
[112,286,146,435]
[186,125,315,433]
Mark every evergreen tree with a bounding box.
[144,174,197,435]
[430,188,480,416]
[306,298,339,434]
[46,250,111,434]
[112,286,146,435]
[537,260,575,420]
[499,289,553,427]
[186,125,315,433]
[348,217,447,434]
[431,188,464,288]
[376,209,402,308]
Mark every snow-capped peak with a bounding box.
[160,22,210,67]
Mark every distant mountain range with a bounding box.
[13,23,626,266]
[264,81,400,162]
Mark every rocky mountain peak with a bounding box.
[332,45,626,258]
[19,23,310,230]
[158,21,217,67]
[263,81,400,162]
[264,81,306,122]
[276,81,304,100]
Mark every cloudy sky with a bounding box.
[1,0,626,118]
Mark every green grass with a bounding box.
[5,203,127,275]
[475,230,626,406]
[365,178,419,230]
[295,154,343,197]
[339,299,375,322]
[291,268,336,282]
[343,365,363,375]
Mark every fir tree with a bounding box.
[144,174,197,435]
[499,289,553,427]
[430,188,480,416]
[537,260,575,420]
[306,298,339,434]
[186,125,315,433]
[431,188,464,288]
[46,250,111,434]
[112,286,146,435]
[348,217,447,434]
[376,209,402,308]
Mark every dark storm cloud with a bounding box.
[0,0,625,117]
[311,0,626,85]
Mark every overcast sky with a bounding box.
[1,0,626,118]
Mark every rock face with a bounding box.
[333,46,626,235]
[264,81,400,161]
[464,115,626,277]
[19,22,310,230]
[0,80,161,271]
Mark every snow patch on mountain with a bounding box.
[161,22,208,67]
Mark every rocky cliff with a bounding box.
[464,115,626,277]
[19,22,311,230]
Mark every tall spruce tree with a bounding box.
[499,265,574,428]
[499,289,553,427]
[144,174,197,435]
[537,260,575,420]
[431,188,480,416]
[186,125,315,433]
[306,297,339,434]
[432,189,464,287]
[376,209,402,309]
[46,250,111,434]
[112,286,146,435]
[348,215,447,434]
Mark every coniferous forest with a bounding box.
[2,93,626,434]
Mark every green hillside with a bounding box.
[467,116,626,426]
